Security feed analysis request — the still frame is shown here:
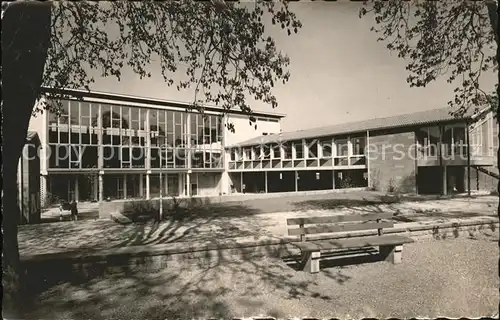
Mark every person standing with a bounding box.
[70,199,79,221]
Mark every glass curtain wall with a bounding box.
[47,99,224,200]
[416,126,440,157]
[190,113,223,169]
[48,100,226,170]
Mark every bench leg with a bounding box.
[380,245,403,264]
[302,251,321,274]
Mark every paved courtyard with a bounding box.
[23,231,499,319]
[20,193,498,257]
[18,192,500,318]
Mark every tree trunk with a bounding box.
[2,2,52,317]
[486,0,500,283]
[496,1,500,282]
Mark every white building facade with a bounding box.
[26,88,282,205]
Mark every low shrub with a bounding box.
[387,178,397,193]
[122,200,158,222]
[42,192,60,209]
[121,197,208,222]
[338,176,356,189]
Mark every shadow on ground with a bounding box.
[19,197,374,319]
[17,192,499,319]
[114,198,267,247]
[21,240,354,319]
[291,195,400,212]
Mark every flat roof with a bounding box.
[40,87,286,119]
[230,106,488,148]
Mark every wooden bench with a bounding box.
[287,212,414,273]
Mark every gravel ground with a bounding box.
[24,231,499,319]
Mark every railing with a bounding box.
[475,166,500,179]
[418,143,484,158]
[227,154,367,171]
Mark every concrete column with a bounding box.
[186,113,192,170]
[304,139,309,159]
[146,173,150,199]
[366,130,370,188]
[264,171,268,193]
[332,170,335,190]
[97,104,103,170]
[40,175,48,207]
[295,171,298,192]
[220,171,230,195]
[332,138,337,158]
[186,171,191,197]
[179,173,184,196]
[74,176,79,201]
[93,174,98,201]
[98,172,103,202]
[438,124,447,196]
[139,174,144,197]
[442,165,448,196]
[123,174,127,199]
[240,171,244,193]
[41,106,49,174]
[347,136,352,166]
[145,109,151,170]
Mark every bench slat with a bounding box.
[293,234,414,252]
[288,221,394,236]
[287,212,393,226]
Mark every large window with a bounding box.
[417,126,440,157]
[283,142,293,159]
[335,137,349,157]
[69,100,80,129]
[103,175,124,200]
[79,102,99,145]
[444,125,467,157]
[469,125,483,156]
[47,98,225,171]
[351,136,366,156]
[130,107,141,130]
[49,145,69,168]
[151,147,161,168]
[305,139,318,158]
[294,141,304,159]
[150,109,167,147]
[252,146,261,160]
[81,145,98,168]
[262,145,271,160]
[103,146,120,168]
[243,148,252,160]
[319,138,332,157]
[174,111,185,147]
[270,143,280,159]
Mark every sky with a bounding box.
[90,1,496,133]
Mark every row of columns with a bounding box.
[238,170,340,193]
[97,172,190,201]
[42,170,230,203]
